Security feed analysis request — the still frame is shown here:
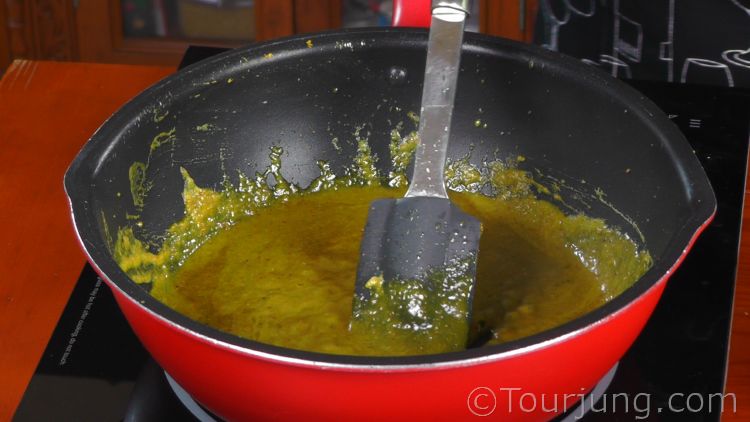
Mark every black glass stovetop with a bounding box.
[12,47,750,421]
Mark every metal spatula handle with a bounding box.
[405,1,469,199]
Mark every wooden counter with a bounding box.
[0,60,747,421]
[0,60,174,421]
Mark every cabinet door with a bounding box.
[480,0,539,43]
[0,0,78,71]
[76,0,297,65]
[18,0,535,69]
[0,2,10,71]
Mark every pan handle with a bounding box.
[392,0,431,27]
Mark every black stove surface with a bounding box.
[13,47,750,421]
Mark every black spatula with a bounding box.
[351,1,481,349]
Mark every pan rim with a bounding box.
[64,27,717,370]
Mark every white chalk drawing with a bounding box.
[539,0,572,51]
[613,0,644,63]
[659,42,675,81]
[730,0,750,17]
[564,0,596,17]
[537,0,747,86]
[658,0,676,81]
[600,54,633,78]
[722,48,750,69]
[675,2,746,86]
[539,0,598,51]
[581,58,601,66]
[681,58,735,87]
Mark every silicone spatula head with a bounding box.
[351,1,481,354]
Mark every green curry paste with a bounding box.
[114,128,652,356]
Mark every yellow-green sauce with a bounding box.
[114,129,652,357]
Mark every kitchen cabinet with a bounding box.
[480,0,538,43]
[0,0,341,70]
[0,0,537,73]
